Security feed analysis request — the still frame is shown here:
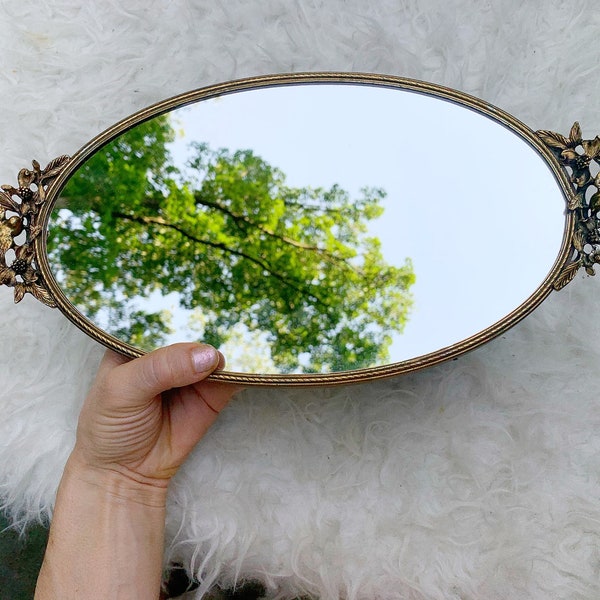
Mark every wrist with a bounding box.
[36,450,168,599]
[64,450,170,508]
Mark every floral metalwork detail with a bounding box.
[537,122,600,290]
[0,156,70,307]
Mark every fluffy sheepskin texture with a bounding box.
[1,1,600,599]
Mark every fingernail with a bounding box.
[192,345,218,373]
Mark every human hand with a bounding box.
[70,342,240,488]
[35,343,239,599]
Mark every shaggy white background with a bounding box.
[1,1,600,599]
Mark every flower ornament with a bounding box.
[537,122,600,288]
[0,156,70,307]
[537,123,600,209]
[0,244,36,287]
[0,243,55,305]
[10,245,33,277]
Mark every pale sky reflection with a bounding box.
[161,84,565,365]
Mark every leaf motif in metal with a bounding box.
[0,156,70,308]
[537,123,600,290]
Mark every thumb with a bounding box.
[103,343,222,405]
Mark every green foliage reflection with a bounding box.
[49,115,415,373]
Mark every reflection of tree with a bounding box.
[48,115,415,373]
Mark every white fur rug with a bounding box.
[1,1,600,599]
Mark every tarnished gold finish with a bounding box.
[536,123,600,290]
[1,73,581,385]
[0,156,70,307]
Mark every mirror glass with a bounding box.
[46,83,566,374]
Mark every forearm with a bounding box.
[35,454,169,600]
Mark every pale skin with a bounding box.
[34,342,240,600]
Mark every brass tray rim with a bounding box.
[34,72,575,386]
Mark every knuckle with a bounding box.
[141,346,189,392]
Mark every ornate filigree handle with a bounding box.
[0,156,70,307]
[537,123,600,290]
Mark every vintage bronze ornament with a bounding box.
[536,123,600,289]
[0,156,70,308]
[0,73,592,385]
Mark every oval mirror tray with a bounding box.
[1,72,598,386]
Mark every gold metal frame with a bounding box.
[0,72,590,386]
